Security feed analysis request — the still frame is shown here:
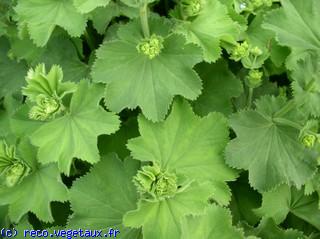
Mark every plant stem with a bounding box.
[84,30,95,51]
[274,99,296,118]
[140,3,150,38]
[247,87,254,109]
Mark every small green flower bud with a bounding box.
[250,46,263,56]
[231,41,249,61]
[137,35,164,59]
[301,134,317,148]
[246,69,263,88]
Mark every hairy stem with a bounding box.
[140,3,150,38]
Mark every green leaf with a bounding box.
[30,81,120,175]
[92,17,202,122]
[73,0,110,13]
[0,0,14,37]
[181,204,245,239]
[263,0,320,62]
[34,36,89,83]
[10,104,43,137]
[124,99,237,238]
[123,181,213,239]
[68,153,141,238]
[305,172,320,209]
[89,4,119,34]
[0,206,9,227]
[229,174,261,225]
[98,117,139,158]
[174,0,240,62]
[246,218,306,239]
[0,37,27,98]
[193,59,243,116]
[0,95,26,138]
[226,96,318,192]
[0,140,68,223]
[255,184,320,230]
[0,109,11,138]
[291,53,320,117]
[15,0,87,47]
[89,2,138,34]
[10,35,89,83]
[15,217,38,239]
[128,99,237,186]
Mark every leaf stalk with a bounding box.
[140,3,150,38]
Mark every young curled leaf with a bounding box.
[134,163,178,200]
[23,64,77,121]
[23,64,76,101]
[0,141,30,188]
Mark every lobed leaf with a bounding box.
[226,96,318,192]
[30,80,120,175]
[92,17,202,122]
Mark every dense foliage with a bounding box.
[0,0,320,238]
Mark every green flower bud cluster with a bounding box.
[29,94,62,121]
[301,134,317,148]
[231,41,264,61]
[0,141,30,187]
[299,120,319,148]
[134,163,178,199]
[246,69,263,88]
[299,119,320,148]
[137,34,164,59]
[231,41,249,61]
[231,41,267,69]
[180,0,202,17]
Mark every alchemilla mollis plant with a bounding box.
[0,0,320,238]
